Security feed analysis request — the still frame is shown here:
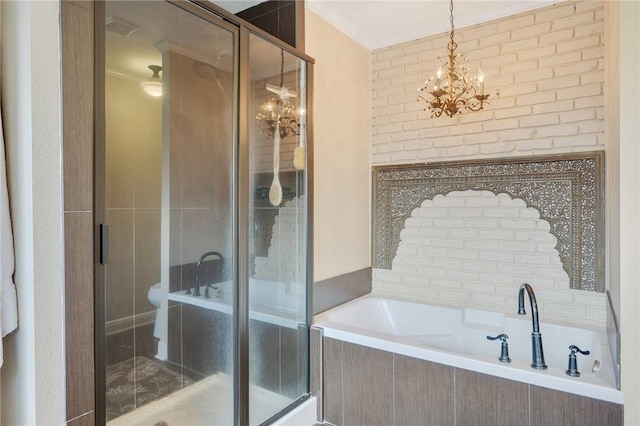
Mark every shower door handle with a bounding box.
[99,224,109,265]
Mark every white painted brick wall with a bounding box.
[373,191,606,327]
[370,0,606,328]
[371,0,605,164]
[254,195,306,284]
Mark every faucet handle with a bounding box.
[566,345,590,377]
[487,334,511,363]
[486,334,508,342]
[569,345,590,356]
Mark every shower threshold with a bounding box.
[107,373,293,426]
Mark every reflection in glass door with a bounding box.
[98,2,311,425]
[103,2,236,424]
[248,33,309,426]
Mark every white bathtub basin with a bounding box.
[314,295,622,404]
[168,278,305,329]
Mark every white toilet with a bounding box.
[147,283,165,340]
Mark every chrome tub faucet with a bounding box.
[517,283,547,370]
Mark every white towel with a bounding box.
[0,103,18,367]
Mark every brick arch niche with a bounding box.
[373,151,604,292]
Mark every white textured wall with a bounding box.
[305,8,371,282]
[371,1,604,165]
[0,1,66,424]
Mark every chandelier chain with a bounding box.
[280,49,284,89]
[448,0,457,53]
[416,0,492,118]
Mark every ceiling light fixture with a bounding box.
[417,0,491,118]
[141,65,163,97]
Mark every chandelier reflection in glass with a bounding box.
[256,50,300,138]
[417,0,490,118]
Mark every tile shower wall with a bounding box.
[105,74,161,329]
[371,1,604,164]
[165,48,233,267]
[370,1,607,328]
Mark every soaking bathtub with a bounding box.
[313,295,622,404]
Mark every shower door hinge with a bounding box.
[99,224,109,265]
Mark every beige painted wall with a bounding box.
[615,1,640,424]
[305,8,371,282]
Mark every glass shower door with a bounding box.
[102,1,236,424]
[247,32,309,425]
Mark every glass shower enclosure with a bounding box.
[95,1,312,425]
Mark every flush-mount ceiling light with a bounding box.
[141,65,163,97]
[417,0,491,118]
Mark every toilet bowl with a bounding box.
[147,283,165,339]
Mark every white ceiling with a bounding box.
[210,0,265,14]
[305,0,563,50]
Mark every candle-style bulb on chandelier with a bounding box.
[417,0,492,118]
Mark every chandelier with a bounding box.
[256,50,300,138]
[417,0,490,118]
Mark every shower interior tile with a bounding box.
[105,209,134,322]
[280,324,308,399]
[133,104,162,209]
[179,208,231,265]
[178,114,232,209]
[106,327,135,368]
[105,76,138,209]
[181,305,233,377]
[166,304,183,369]
[249,320,281,393]
[134,208,161,315]
[175,53,229,119]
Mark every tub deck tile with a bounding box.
[394,354,454,426]
[530,385,623,426]
[323,338,344,426]
[343,342,393,426]
[455,369,529,426]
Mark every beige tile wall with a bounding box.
[105,74,162,320]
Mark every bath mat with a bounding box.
[106,356,193,421]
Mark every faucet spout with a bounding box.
[517,283,547,370]
[193,251,224,297]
